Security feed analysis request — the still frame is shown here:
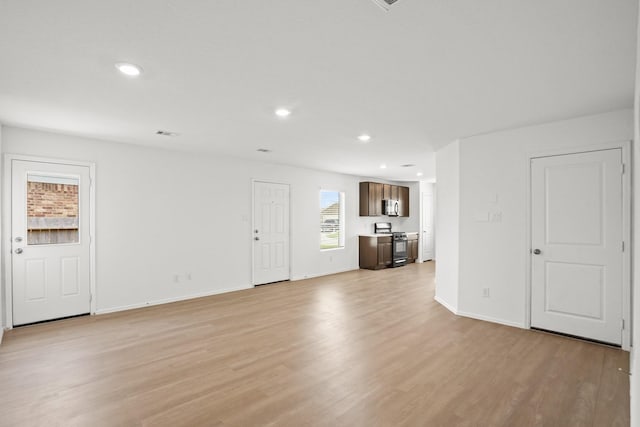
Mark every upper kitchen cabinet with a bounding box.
[383,184,399,201]
[360,182,383,216]
[360,181,410,217]
[398,186,409,217]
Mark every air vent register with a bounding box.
[371,0,401,11]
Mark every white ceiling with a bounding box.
[0,0,637,181]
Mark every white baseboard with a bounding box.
[0,328,3,345]
[291,267,358,282]
[433,295,524,330]
[95,285,253,315]
[456,310,525,329]
[434,295,458,314]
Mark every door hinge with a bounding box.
[89,294,93,303]
[621,164,625,174]
[621,319,625,330]
[622,241,625,252]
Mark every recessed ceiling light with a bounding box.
[380,164,387,169]
[417,172,424,177]
[358,134,371,142]
[115,62,143,77]
[275,108,291,118]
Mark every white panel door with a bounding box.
[531,149,623,345]
[422,192,434,261]
[11,160,91,325]
[253,181,290,285]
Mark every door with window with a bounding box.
[530,149,623,345]
[11,159,92,325]
[252,181,290,285]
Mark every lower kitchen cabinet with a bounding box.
[407,233,419,263]
[359,233,419,270]
[377,240,392,268]
[359,235,392,270]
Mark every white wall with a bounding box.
[0,124,3,343]
[632,98,639,427]
[631,9,640,424]
[434,140,459,313]
[0,126,422,321]
[456,109,633,328]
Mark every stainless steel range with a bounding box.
[374,222,407,268]
[391,232,408,267]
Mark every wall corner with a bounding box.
[434,139,460,312]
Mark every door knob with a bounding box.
[14,237,23,242]
[14,248,23,254]
[254,237,260,241]
[533,249,541,255]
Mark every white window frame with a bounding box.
[320,190,345,251]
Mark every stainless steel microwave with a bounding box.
[383,199,399,216]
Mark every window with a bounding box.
[27,174,80,245]
[320,190,345,250]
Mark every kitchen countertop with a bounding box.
[359,232,418,237]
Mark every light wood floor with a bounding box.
[0,262,629,427]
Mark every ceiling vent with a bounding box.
[371,0,401,11]
[156,130,179,137]
[256,148,272,153]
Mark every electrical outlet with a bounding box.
[174,274,181,283]
[482,288,490,298]
[186,272,192,280]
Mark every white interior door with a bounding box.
[422,192,434,261]
[531,149,623,345]
[253,181,290,285]
[11,160,91,326]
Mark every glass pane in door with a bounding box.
[26,174,80,245]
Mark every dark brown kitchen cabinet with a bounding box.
[398,186,410,217]
[377,239,393,268]
[407,234,419,263]
[383,184,399,201]
[359,235,392,270]
[360,181,410,217]
[360,182,384,216]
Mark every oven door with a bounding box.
[393,238,408,266]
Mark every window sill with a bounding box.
[320,247,344,252]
